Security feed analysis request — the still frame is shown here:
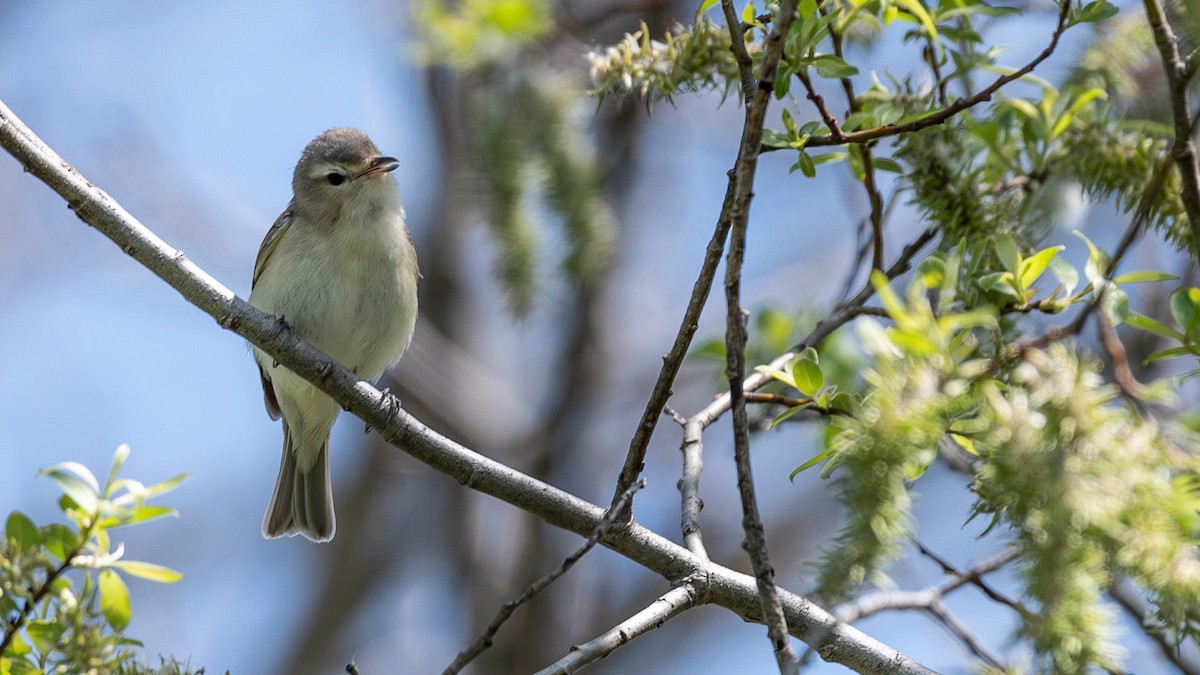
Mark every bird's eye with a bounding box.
[325,173,345,186]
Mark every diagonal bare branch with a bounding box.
[0,96,936,675]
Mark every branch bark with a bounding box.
[0,97,936,675]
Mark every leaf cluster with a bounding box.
[1,446,205,675]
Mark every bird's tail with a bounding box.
[263,422,334,542]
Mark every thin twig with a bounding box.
[721,2,805,671]
[722,0,756,102]
[913,539,1029,617]
[533,583,701,675]
[765,0,1073,150]
[925,600,1006,669]
[679,417,710,560]
[744,392,851,416]
[442,480,648,675]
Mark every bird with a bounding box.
[249,128,418,542]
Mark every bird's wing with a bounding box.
[252,207,292,421]
[252,207,294,289]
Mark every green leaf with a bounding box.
[1047,256,1079,295]
[762,129,793,148]
[1018,245,1063,290]
[1051,88,1107,138]
[104,504,178,530]
[741,0,755,24]
[891,0,938,41]
[770,404,810,428]
[112,560,184,583]
[1126,313,1184,341]
[1073,230,1109,286]
[1146,346,1195,363]
[792,349,824,397]
[791,151,817,177]
[810,152,848,166]
[1076,0,1119,23]
[40,523,78,561]
[790,447,834,479]
[141,473,188,500]
[697,0,720,15]
[25,620,63,655]
[1170,288,1200,336]
[39,462,101,514]
[812,54,859,78]
[1113,270,1180,284]
[1101,282,1129,326]
[5,512,39,552]
[917,256,945,289]
[104,443,132,497]
[871,157,903,173]
[99,569,132,631]
[5,630,32,657]
[755,365,797,389]
[994,234,1021,275]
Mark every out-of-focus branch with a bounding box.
[443,480,647,675]
[1110,579,1200,675]
[0,97,937,675]
[533,583,700,675]
[1144,0,1200,257]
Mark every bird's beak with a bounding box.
[360,155,400,178]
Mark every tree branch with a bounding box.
[533,582,700,675]
[0,97,937,675]
[721,2,804,671]
[764,0,1073,151]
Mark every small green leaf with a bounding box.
[871,157,903,173]
[1170,288,1200,336]
[1073,230,1109,286]
[26,620,63,655]
[40,523,78,561]
[762,129,793,148]
[790,447,834,479]
[781,108,798,137]
[1125,312,1184,341]
[1113,270,1179,284]
[1146,346,1195,363]
[770,404,810,428]
[792,349,824,397]
[39,462,101,514]
[104,443,132,496]
[112,560,184,583]
[994,234,1021,275]
[741,0,755,24]
[1101,282,1129,326]
[791,151,817,177]
[1018,245,1063,290]
[917,256,946,289]
[99,569,132,631]
[1047,256,1079,295]
[811,54,859,79]
[891,0,939,41]
[1076,0,1119,23]
[755,365,797,389]
[5,511,39,552]
[697,0,720,15]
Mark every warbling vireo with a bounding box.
[249,128,418,542]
